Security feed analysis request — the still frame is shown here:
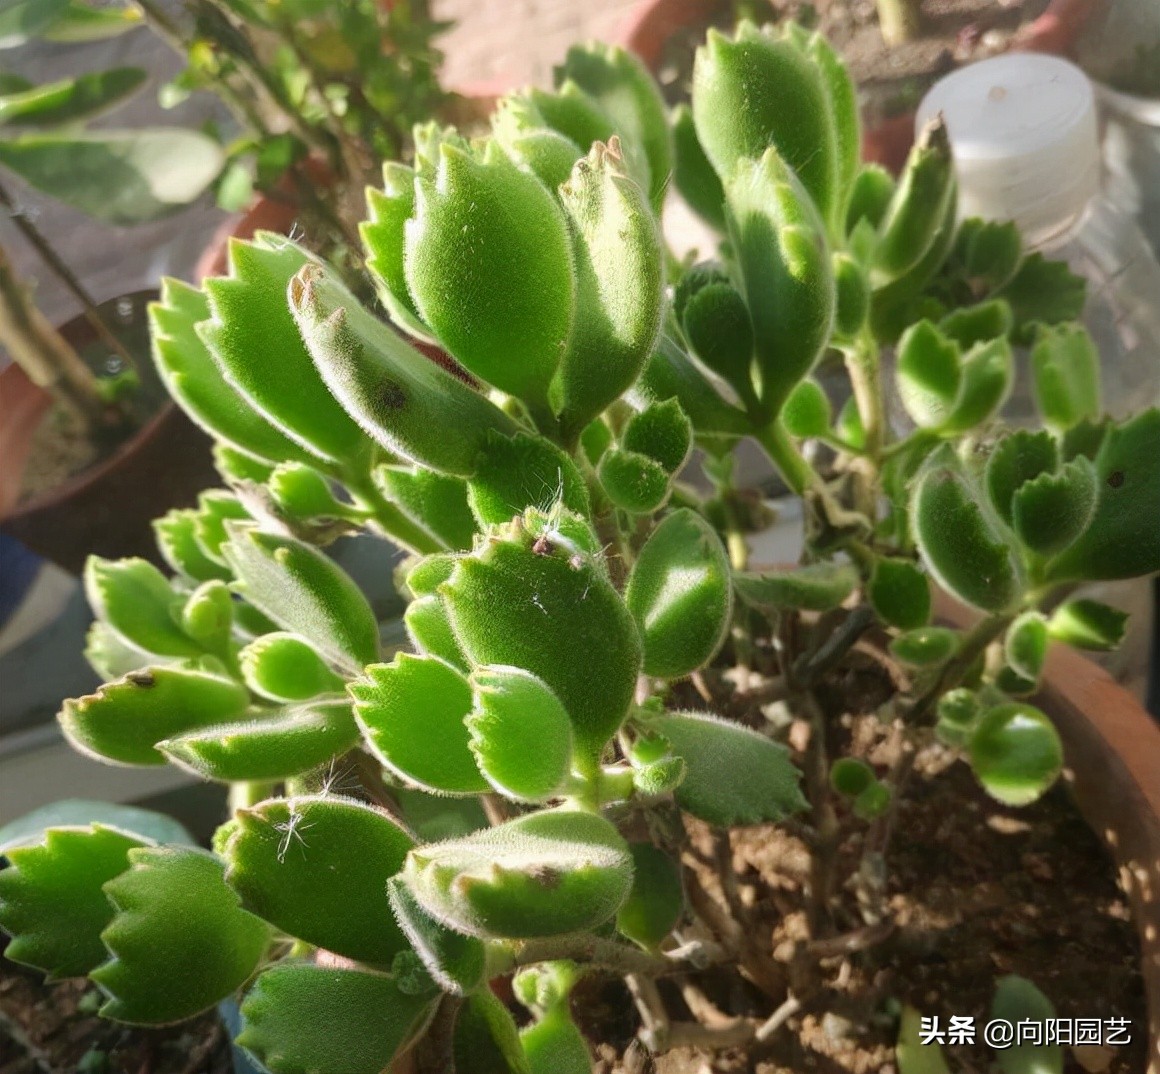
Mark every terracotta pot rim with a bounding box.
[0,295,175,527]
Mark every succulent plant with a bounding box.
[2,22,1155,1074]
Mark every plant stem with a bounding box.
[752,419,819,497]
[0,182,138,376]
[228,780,276,811]
[877,0,924,45]
[508,936,675,977]
[905,612,1013,726]
[0,241,107,435]
[342,467,443,554]
[843,331,887,517]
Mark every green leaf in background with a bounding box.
[521,1010,591,1074]
[845,163,895,234]
[671,103,725,230]
[996,252,1086,342]
[387,876,486,996]
[224,795,414,966]
[1046,599,1128,651]
[553,138,664,437]
[646,711,806,825]
[0,0,69,48]
[454,989,533,1074]
[624,398,693,473]
[290,258,519,478]
[985,430,1059,528]
[832,251,869,339]
[938,299,1012,350]
[555,42,671,211]
[734,561,858,613]
[83,620,153,682]
[911,448,1022,613]
[41,0,142,43]
[1011,456,1098,557]
[0,129,222,224]
[0,825,146,978]
[159,701,359,783]
[441,522,641,767]
[239,632,346,702]
[192,490,251,566]
[406,144,574,408]
[895,319,961,430]
[990,975,1062,1074]
[968,704,1063,806]
[93,846,269,1024]
[889,626,959,667]
[626,509,732,679]
[60,664,249,766]
[829,757,875,797]
[1030,323,1101,430]
[467,665,573,802]
[84,556,200,658]
[782,378,832,438]
[223,525,380,674]
[0,801,192,854]
[680,280,757,406]
[152,276,322,460]
[951,217,1022,292]
[896,1005,951,1074]
[491,91,584,192]
[403,809,633,939]
[199,235,369,466]
[238,962,435,1074]
[615,842,683,950]
[350,654,488,796]
[0,68,145,128]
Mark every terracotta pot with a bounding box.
[0,294,217,575]
[1036,644,1160,1074]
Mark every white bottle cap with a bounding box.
[916,53,1100,247]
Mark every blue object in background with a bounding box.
[0,533,43,629]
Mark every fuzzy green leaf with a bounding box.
[890,626,959,667]
[990,976,1062,1074]
[680,281,755,405]
[647,711,806,825]
[554,139,665,436]
[952,218,1022,292]
[912,449,1022,612]
[938,299,1013,350]
[290,259,518,477]
[350,654,487,795]
[153,509,233,584]
[223,525,380,673]
[868,558,930,630]
[159,701,359,783]
[198,235,369,465]
[734,561,858,612]
[895,320,960,430]
[0,825,145,979]
[238,962,435,1074]
[939,337,1012,434]
[467,431,590,527]
[224,795,414,966]
[376,465,476,551]
[623,399,693,475]
[454,989,533,1074]
[626,509,732,679]
[693,23,838,224]
[634,334,750,439]
[1005,612,1049,684]
[406,145,573,407]
[84,556,199,658]
[616,843,683,950]
[60,664,249,767]
[93,846,269,1024]
[441,524,641,767]
[968,704,1063,807]
[996,253,1086,342]
[404,594,468,670]
[598,448,670,513]
[829,757,875,798]
[985,430,1059,528]
[467,666,573,802]
[1012,456,1098,556]
[239,632,345,702]
[1046,410,1160,582]
[522,1010,592,1074]
[403,809,633,939]
[192,491,251,566]
[725,148,835,417]
[1046,599,1128,651]
[555,42,671,211]
[387,876,486,996]
[150,277,317,468]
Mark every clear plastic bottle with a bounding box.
[917,53,1160,697]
